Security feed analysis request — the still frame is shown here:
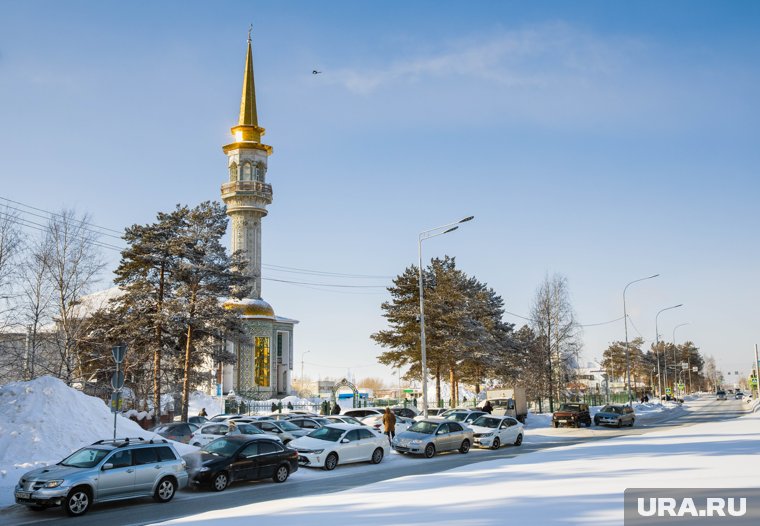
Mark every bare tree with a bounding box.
[530,273,581,412]
[0,205,22,313]
[18,234,54,380]
[45,209,105,385]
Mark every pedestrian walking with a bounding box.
[383,407,396,443]
[331,403,341,415]
[482,400,493,414]
[198,408,208,417]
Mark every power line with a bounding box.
[262,277,387,288]
[263,263,392,279]
[0,211,124,252]
[503,309,626,328]
[0,195,123,237]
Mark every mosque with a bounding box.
[218,34,297,398]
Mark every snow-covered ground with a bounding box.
[0,376,197,508]
[153,398,760,526]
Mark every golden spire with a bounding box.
[228,26,267,146]
[238,26,258,127]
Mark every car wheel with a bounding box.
[491,437,501,450]
[514,433,523,446]
[617,419,623,428]
[154,477,177,503]
[459,439,470,454]
[273,464,290,483]
[370,447,384,464]
[629,419,635,427]
[324,452,339,471]
[64,486,91,517]
[211,471,229,492]
[424,443,436,458]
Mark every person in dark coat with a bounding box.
[198,408,208,417]
[382,407,396,442]
[482,400,493,414]
[331,403,341,415]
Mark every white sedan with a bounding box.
[468,415,524,449]
[361,414,413,434]
[290,423,390,470]
[189,421,279,447]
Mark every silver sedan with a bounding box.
[391,419,473,458]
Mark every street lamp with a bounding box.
[655,304,683,397]
[623,274,659,405]
[418,215,474,418]
[301,350,311,384]
[672,323,689,396]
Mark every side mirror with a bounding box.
[340,438,350,444]
[102,463,114,471]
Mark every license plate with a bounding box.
[16,491,31,500]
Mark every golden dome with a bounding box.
[224,298,275,318]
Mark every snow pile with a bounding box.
[0,376,196,507]
[153,399,760,526]
[188,390,220,417]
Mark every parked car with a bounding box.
[247,419,309,443]
[552,403,592,428]
[440,409,487,425]
[325,415,367,426]
[716,390,727,401]
[187,416,208,426]
[361,414,414,434]
[189,422,277,447]
[209,414,243,422]
[342,408,386,419]
[413,408,447,421]
[182,436,297,491]
[287,417,332,432]
[15,437,188,517]
[735,391,744,400]
[150,422,198,444]
[469,415,524,449]
[290,424,389,470]
[392,419,473,458]
[391,406,419,419]
[593,405,635,428]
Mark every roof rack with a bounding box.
[92,437,145,446]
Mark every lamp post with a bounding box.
[623,274,659,406]
[418,215,474,418]
[656,304,683,397]
[672,323,689,396]
[301,350,311,385]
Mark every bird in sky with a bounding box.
[312,70,322,75]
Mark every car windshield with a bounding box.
[306,426,346,442]
[471,416,501,428]
[60,447,110,468]
[445,412,468,422]
[201,438,240,457]
[408,421,439,434]
[278,421,301,431]
[559,404,581,411]
[600,406,621,414]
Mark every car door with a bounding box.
[232,442,260,481]
[356,428,379,460]
[132,447,160,494]
[501,418,518,442]
[97,449,135,499]
[255,441,283,478]
[434,422,453,451]
[447,423,466,449]
[340,429,362,462]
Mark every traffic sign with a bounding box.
[678,383,685,390]
[665,387,672,395]
[112,345,126,364]
[111,371,125,390]
[681,363,688,370]
[751,377,758,387]
[110,391,121,413]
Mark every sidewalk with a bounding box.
[153,399,760,526]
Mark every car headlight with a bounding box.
[198,467,210,472]
[299,449,323,454]
[44,480,64,488]
[481,432,494,437]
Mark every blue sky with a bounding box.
[1,1,759,385]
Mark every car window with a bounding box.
[108,449,133,468]
[358,428,375,440]
[464,412,484,423]
[278,421,301,431]
[259,442,281,454]
[134,447,158,465]
[302,420,320,429]
[473,416,500,428]
[240,443,259,458]
[408,421,439,434]
[436,423,450,434]
[449,422,463,432]
[344,430,360,442]
[61,448,110,468]
[238,424,262,434]
[156,446,177,461]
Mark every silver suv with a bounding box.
[15,437,189,516]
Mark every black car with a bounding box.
[150,422,198,443]
[183,436,298,491]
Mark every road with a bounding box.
[1,396,749,526]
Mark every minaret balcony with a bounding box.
[221,180,273,203]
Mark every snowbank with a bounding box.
[153,399,760,526]
[0,376,196,508]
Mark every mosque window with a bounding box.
[242,162,252,181]
[229,162,238,182]
[254,336,270,387]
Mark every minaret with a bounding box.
[221,32,273,301]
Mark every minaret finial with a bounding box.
[236,28,259,131]
[248,24,252,43]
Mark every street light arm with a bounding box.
[419,216,475,239]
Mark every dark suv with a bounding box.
[552,403,592,428]
[15,437,188,516]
